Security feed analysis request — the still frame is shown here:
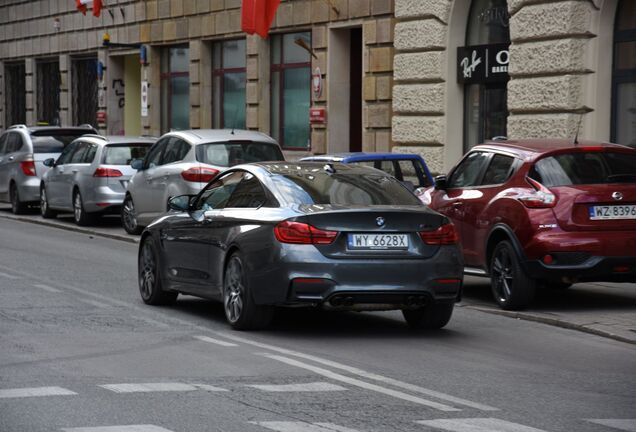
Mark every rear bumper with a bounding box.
[84,186,125,213]
[17,177,41,202]
[526,256,636,283]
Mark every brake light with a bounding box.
[274,220,338,245]
[181,167,219,183]
[518,177,557,208]
[20,160,37,176]
[93,167,123,177]
[419,222,459,245]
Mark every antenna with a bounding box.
[573,113,584,146]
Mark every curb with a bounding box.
[459,304,636,345]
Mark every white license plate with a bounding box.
[589,205,636,220]
[347,233,409,250]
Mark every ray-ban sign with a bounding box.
[457,43,510,84]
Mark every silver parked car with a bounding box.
[0,124,97,214]
[40,135,155,226]
[122,129,284,234]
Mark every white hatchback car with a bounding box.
[122,129,284,234]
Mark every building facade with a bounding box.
[0,0,634,172]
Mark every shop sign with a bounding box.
[457,43,509,84]
[310,107,326,124]
[141,80,148,117]
[312,67,322,101]
[96,110,107,124]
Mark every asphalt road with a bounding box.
[1,217,635,432]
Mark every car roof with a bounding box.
[301,152,424,163]
[73,135,157,146]
[165,129,278,145]
[6,125,96,134]
[474,139,632,159]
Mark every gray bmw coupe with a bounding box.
[138,162,463,330]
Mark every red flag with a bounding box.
[241,0,281,39]
[76,0,88,15]
[92,0,102,17]
[76,0,102,17]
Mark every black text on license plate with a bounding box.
[348,234,409,250]
[589,204,636,220]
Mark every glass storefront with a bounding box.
[612,0,636,148]
[161,46,190,132]
[213,39,247,130]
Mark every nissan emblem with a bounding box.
[612,192,623,201]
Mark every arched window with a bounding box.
[461,0,510,150]
[612,0,636,147]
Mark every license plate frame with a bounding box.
[347,233,409,250]
[588,204,636,220]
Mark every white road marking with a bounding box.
[193,335,238,347]
[260,353,459,412]
[33,283,62,293]
[99,383,227,393]
[0,271,19,279]
[246,382,347,392]
[76,298,110,308]
[586,419,636,431]
[417,418,548,432]
[62,426,175,432]
[216,331,498,411]
[0,386,77,399]
[251,421,360,432]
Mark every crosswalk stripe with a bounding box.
[246,382,347,392]
[99,383,227,393]
[62,425,175,432]
[0,386,77,399]
[586,419,636,431]
[251,421,360,432]
[193,335,238,347]
[417,418,548,432]
[260,353,459,412]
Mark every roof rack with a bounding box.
[8,124,27,129]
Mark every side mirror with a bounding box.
[168,194,194,212]
[131,159,144,170]
[43,158,55,167]
[434,175,448,191]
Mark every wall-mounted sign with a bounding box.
[96,110,107,124]
[312,67,322,101]
[141,80,148,117]
[310,107,326,124]
[457,43,509,84]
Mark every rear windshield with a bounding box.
[103,144,151,165]
[31,130,94,154]
[532,151,636,186]
[272,171,422,206]
[196,141,284,167]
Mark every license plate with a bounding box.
[347,233,409,250]
[589,204,636,220]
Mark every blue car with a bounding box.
[300,152,435,192]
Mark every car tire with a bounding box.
[122,195,143,235]
[40,186,57,219]
[10,183,29,215]
[402,302,454,330]
[138,236,178,306]
[223,252,273,330]
[73,190,94,226]
[490,240,536,310]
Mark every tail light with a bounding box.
[20,160,37,176]
[93,167,123,177]
[419,222,459,245]
[274,220,338,245]
[518,177,557,208]
[181,167,219,183]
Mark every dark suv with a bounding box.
[427,139,636,310]
[0,124,97,213]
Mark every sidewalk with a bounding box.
[1,206,635,344]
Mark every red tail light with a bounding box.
[518,177,557,208]
[274,220,338,245]
[181,167,219,183]
[20,160,37,176]
[419,222,459,245]
[93,167,123,177]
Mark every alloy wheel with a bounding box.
[224,258,244,323]
[139,241,156,301]
[40,188,48,216]
[492,247,514,303]
[123,197,138,232]
[73,193,82,223]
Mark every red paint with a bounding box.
[310,107,326,124]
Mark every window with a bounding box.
[57,142,79,165]
[196,171,244,211]
[611,0,636,148]
[532,151,636,186]
[31,130,94,154]
[5,63,26,125]
[69,142,90,164]
[213,39,247,129]
[196,141,284,167]
[225,172,269,208]
[83,144,98,163]
[161,46,190,133]
[481,154,515,185]
[0,134,7,154]
[448,151,491,188]
[161,138,191,165]
[37,60,61,126]
[103,144,150,165]
[145,139,168,169]
[72,58,98,126]
[5,133,24,154]
[271,32,312,149]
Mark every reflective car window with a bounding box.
[145,139,168,169]
[225,173,271,208]
[161,138,190,165]
[196,141,284,167]
[397,160,425,187]
[56,142,78,165]
[448,151,490,188]
[69,142,89,163]
[533,151,636,186]
[103,144,150,165]
[6,133,24,153]
[196,171,244,211]
[0,134,7,154]
[83,144,98,164]
[31,130,90,152]
[481,154,515,185]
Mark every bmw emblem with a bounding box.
[612,192,623,201]
[376,217,385,227]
